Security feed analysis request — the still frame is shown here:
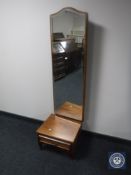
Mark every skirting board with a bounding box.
[0,110,131,146]
[0,110,42,124]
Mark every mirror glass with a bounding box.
[50,8,87,122]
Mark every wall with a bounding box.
[73,14,85,31]
[0,0,131,140]
[52,12,74,37]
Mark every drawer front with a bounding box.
[53,66,66,80]
[54,61,65,68]
[53,56,65,63]
[38,135,71,151]
[54,66,65,73]
[54,73,66,80]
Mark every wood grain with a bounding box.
[55,101,82,122]
[39,135,71,150]
[36,114,81,143]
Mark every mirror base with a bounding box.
[36,114,81,157]
[55,101,82,122]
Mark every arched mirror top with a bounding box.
[50,7,88,42]
[50,7,88,18]
[50,7,88,122]
[50,7,88,23]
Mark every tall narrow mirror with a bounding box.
[50,7,88,122]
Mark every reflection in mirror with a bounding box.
[50,8,87,122]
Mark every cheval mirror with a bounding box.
[36,7,88,157]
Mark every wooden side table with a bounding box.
[36,114,81,156]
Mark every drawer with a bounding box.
[38,135,71,150]
[54,61,65,67]
[54,73,66,80]
[53,57,65,63]
[54,66,65,73]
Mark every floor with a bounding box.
[54,68,83,109]
[0,112,131,175]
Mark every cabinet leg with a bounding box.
[69,146,75,159]
[37,135,42,150]
[38,141,43,150]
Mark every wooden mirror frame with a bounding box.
[36,7,88,157]
[50,7,88,122]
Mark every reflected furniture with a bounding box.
[52,39,82,80]
[36,7,88,157]
[55,101,82,122]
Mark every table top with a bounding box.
[55,101,83,122]
[36,114,81,143]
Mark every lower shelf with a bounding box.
[38,134,71,151]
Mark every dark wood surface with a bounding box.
[55,101,82,122]
[36,114,81,143]
[52,40,82,81]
